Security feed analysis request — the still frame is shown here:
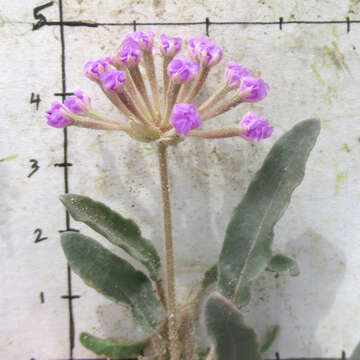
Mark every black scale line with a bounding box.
[57,0,76,359]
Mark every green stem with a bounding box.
[157,143,180,360]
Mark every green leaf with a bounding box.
[61,232,163,332]
[205,292,262,360]
[351,341,360,360]
[80,332,149,358]
[218,119,320,308]
[60,194,161,281]
[268,254,300,276]
[202,265,218,289]
[260,325,279,353]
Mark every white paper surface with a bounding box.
[1,1,360,359]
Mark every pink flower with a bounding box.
[239,76,269,102]
[168,56,200,83]
[126,30,155,51]
[239,112,273,141]
[101,70,127,93]
[45,102,72,128]
[84,59,111,81]
[64,90,91,115]
[160,34,182,57]
[117,38,142,67]
[171,104,202,135]
[224,62,251,88]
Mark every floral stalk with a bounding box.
[143,51,161,116]
[157,143,180,360]
[129,65,157,121]
[184,66,209,103]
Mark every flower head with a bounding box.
[63,90,91,115]
[160,34,182,57]
[117,38,142,67]
[171,103,202,135]
[168,56,200,84]
[198,44,223,67]
[239,76,269,102]
[225,62,251,88]
[84,59,111,81]
[239,112,273,141]
[126,30,155,51]
[101,70,127,93]
[188,37,211,58]
[46,102,72,128]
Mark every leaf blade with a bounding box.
[80,332,149,358]
[60,194,161,280]
[205,292,262,360]
[61,232,163,332]
[268,254,300,276]
[218,119,320,307]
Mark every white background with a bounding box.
[1,0,360,359]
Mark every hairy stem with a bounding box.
[157,143,180,360]
[155,279,168,310]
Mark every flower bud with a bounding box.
[126,30,155,51]
[64,90,91,115]
[239,76,269,102]
[84,59,111,81]
[224,61,251,88]
[117,38,142,67]
[171,103,202,135]
[198,44,223,67]
[188,37,211,59]
[45,101,72,128]
[168,56,200,84]
[239,112,273,141]
[101,70,127,93]
[159,34,182,57]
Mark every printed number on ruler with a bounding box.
[30,93,41,111]
[32,1,54,31]
[34,228,48,243]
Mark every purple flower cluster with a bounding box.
[160,34,182,57]
[239,112,273,141]
[46,30,273,143]
[239,77,269,102]
[224,62,251,88]
[126,30,155,51]
[188,36,223,67]
[168,56,200,83]
[84,59,111,81]
[46,90,91,128]
[171,104,202,135]
[101,70,127,93]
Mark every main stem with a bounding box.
[157,143,180,360]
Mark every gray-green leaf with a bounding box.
[351,341,360,360]
[202,265,218,289]
[80,332,149,358]
[60,194,161,281]
[205,292,262,360]
[268,254,300,276]
[61,232,163,332]
[260,325,279,353]
[218,119,320,308]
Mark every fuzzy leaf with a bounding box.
[202,265,218,289]
[260,325,279,353]
[268,254,300,276]
[80,332,149,358]
[60,194,161,280]
[61,232,163,332]
[205,292,262,360]
[218,119,320,308]
[351,341,360,360]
